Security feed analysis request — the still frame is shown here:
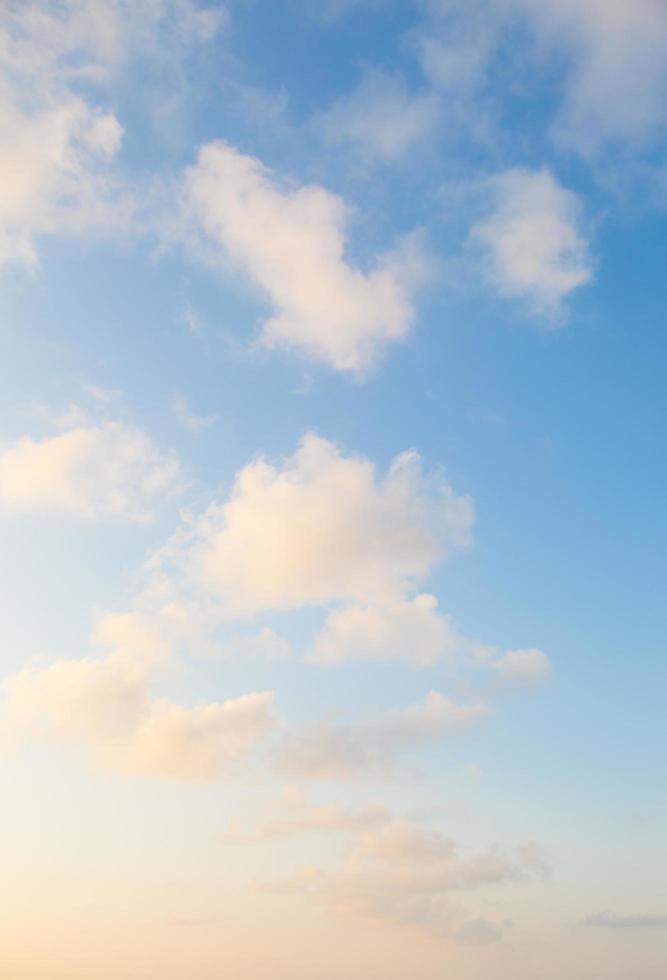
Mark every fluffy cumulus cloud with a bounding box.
[184,141,427,372]
[279,690,489,780]
[308,594,464,666]
[318,69,440,160]
[277,818,534,943]
[471,168,592,316]
[308,597,551,678]
[103,691,275,780]
[2,610,275,780]
[153,433,473,617]
[0,420,180,522]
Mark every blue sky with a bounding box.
[0,2,666,978]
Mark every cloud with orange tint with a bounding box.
[279,691,489,780]
[273,818,541,944]
[147,433,473,618]
[0,420,180,522]
[2,609,275,780]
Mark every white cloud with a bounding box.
[83,383,124,404]
[0,3,125,266]
[415,2,495,95]
[184,141,427,372]
[506,0,667,151]
[2,609,275,781]
[0,0,223,266]
[415,0,667,153]
[471,167,592,317]
[308,594,464,666]
[0,88,127,267]
[279,690,489,780]
[318,69,440,160]
[308,597,551,679]
[368,690,490,744]
[492,648,552,685]
[154,433,473,617]
[0,1,224,84]
[0,419,180,522]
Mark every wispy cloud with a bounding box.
[279,691,490,780]
[172,394,216,433]
[0,0,223,267]
[507,0,667,152]
[272,817,543,943]
[225,787,391,842]
[584,911,667,931]
[317,69,439,161]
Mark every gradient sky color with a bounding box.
[0,2,666,978]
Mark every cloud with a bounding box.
[4,613,165,741]
[308,594,465,666]
[226,787,391,842]
[367,691,490,743]
[279,691,489,780]
[0,87,127,267]
[414,0,667,154]
[0,419,180,522]
[410,0,503,152]
[471,167,592,317]
[0,0,223,266]
[1,0,223,83]
[317,69,440,160]
[103,691,275,780]
[276,819,522,943]
[152,434,472,618]
[492,648,552,685]
[516,841,551,879]
[184,141,428,372]
[83,383,124,404]
[225,627,291,661]
[415,2,496,95]
[1,610,275,780]
[506,0,667,151]
[584,911,667,931]
[308,598,551,680]
[298,0,388,25]
[172,394,216,432]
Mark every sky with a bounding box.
[0,1,666,977]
